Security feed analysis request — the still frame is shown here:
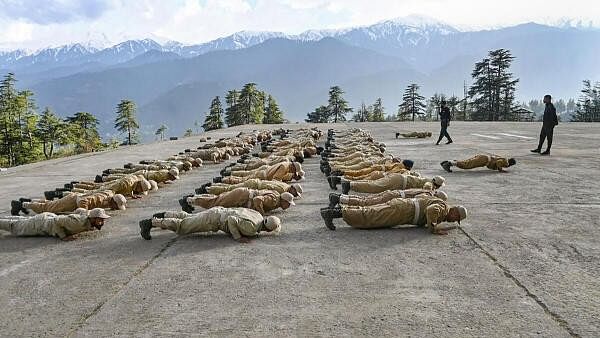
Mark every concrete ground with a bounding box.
[0,122,598,337]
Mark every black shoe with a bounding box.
[320,208,336,231]
[184,149,192,153]
[341,181,351,194]
[213,177,222,183]
[102,169,111,175]
[328,193,341,208]
[220,168,227,176]
[152,212,166,219]
[541,150,550,156]
[124,163,133,169]
[328,176,340,190]
[139,219,153,240]
[324,167,331,177]
[252,153,259,157]
[19,197,32,203]
[179,198,195,213]
[10,200,21,216]
[44,190,56,200]
[446,140,453,145]
[441,161,452,173]
[94,175,103,183]
[222,171,231,177]
[395,132,400,139]
[331,170,344,177]
[64,183,74,190]
[530,149,541,153]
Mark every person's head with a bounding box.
[289,183,303,198]
[402,159,414,170]
[263,216,281,233]
[169,167,180,181]
[431,176,446,189]
[447,206,468,223]
[280,192,296,210]
[182,161,193,171]
[508,158,517,167]
[111,194,127,210]
[88,208,110,229]
[293,151,304,163]
[426,132,432,137]
[543,95,552,104]
[433,190,448,201]
[134,178,152,195]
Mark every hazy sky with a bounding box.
[0,0,598,50]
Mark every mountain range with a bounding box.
[1,15,599,137]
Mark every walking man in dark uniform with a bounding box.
[531,95,559,155]
[436,100,453,145]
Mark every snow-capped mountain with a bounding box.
[175,31,288,57]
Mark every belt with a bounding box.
[484,155,492,166]
[412,198,420,225]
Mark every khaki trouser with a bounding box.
[350,175,407,194]
[152,210,221,235]
[341,190,433,207]
[0,214,52,236]
[189,190,249,209]
[456,155,489,170]
[25,194,79,214]
[341,199,416,229]
[345,171,386,181]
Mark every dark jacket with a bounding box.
[543,103,559,127]
[439,106,451,121]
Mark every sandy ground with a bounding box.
[0,122,598,337]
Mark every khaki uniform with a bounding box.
[105,169,173,183]
[340,189,435,206]
[341,197,449,230]
[152,207,265,240]
[73,175,141,196]
[401,132,431,138]
[26,191,115,214]
[229,162,296,182]
[189,188,281,215]
[349,174,434,194]
[0,213,94,239]
[455,155,510,171]
[207,179,291,195]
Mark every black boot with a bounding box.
[213,177,222,183]
[330,170,344,177]
[541,150,550,156]
[320,207,342,231]
[324,166,331,177]
[195,183,212,194]
[10,200,21,216]
[64,183,73,190]
[44,190,57,201]
[237,158,246,164]
[395,132,400,139]
[18,199,31,214]
[328,193,341,208]
[179,196,195,213]
[530,148,541,153]
[152,212,166,219]
[124,163,133,169]
[440,161,452,173]
[94,175,103,183]
[341,181,351,194]
[328,176,341,190]
[102,169,111,175]
[139,219,153,240]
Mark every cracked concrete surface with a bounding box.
[0,122,598,337]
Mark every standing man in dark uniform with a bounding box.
[436,100,453,145]
[531,95,559,155]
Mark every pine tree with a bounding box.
[184,129,193,137]
[0,73,19,166]
[67,112,101,153]
[114,100,139,145]
[327,86,353,122]
[469,49,519,121]
[306,105,329,123]
[155,124,168,141]
[573,80,600,122]
[371,98,385,122]
[203,96,225,131]
[238,83,263,124]
[263,94,284,124]
[399,84,426,121]
[353,102,372,122]
[225,90,242,127]
[36,107,66,159]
